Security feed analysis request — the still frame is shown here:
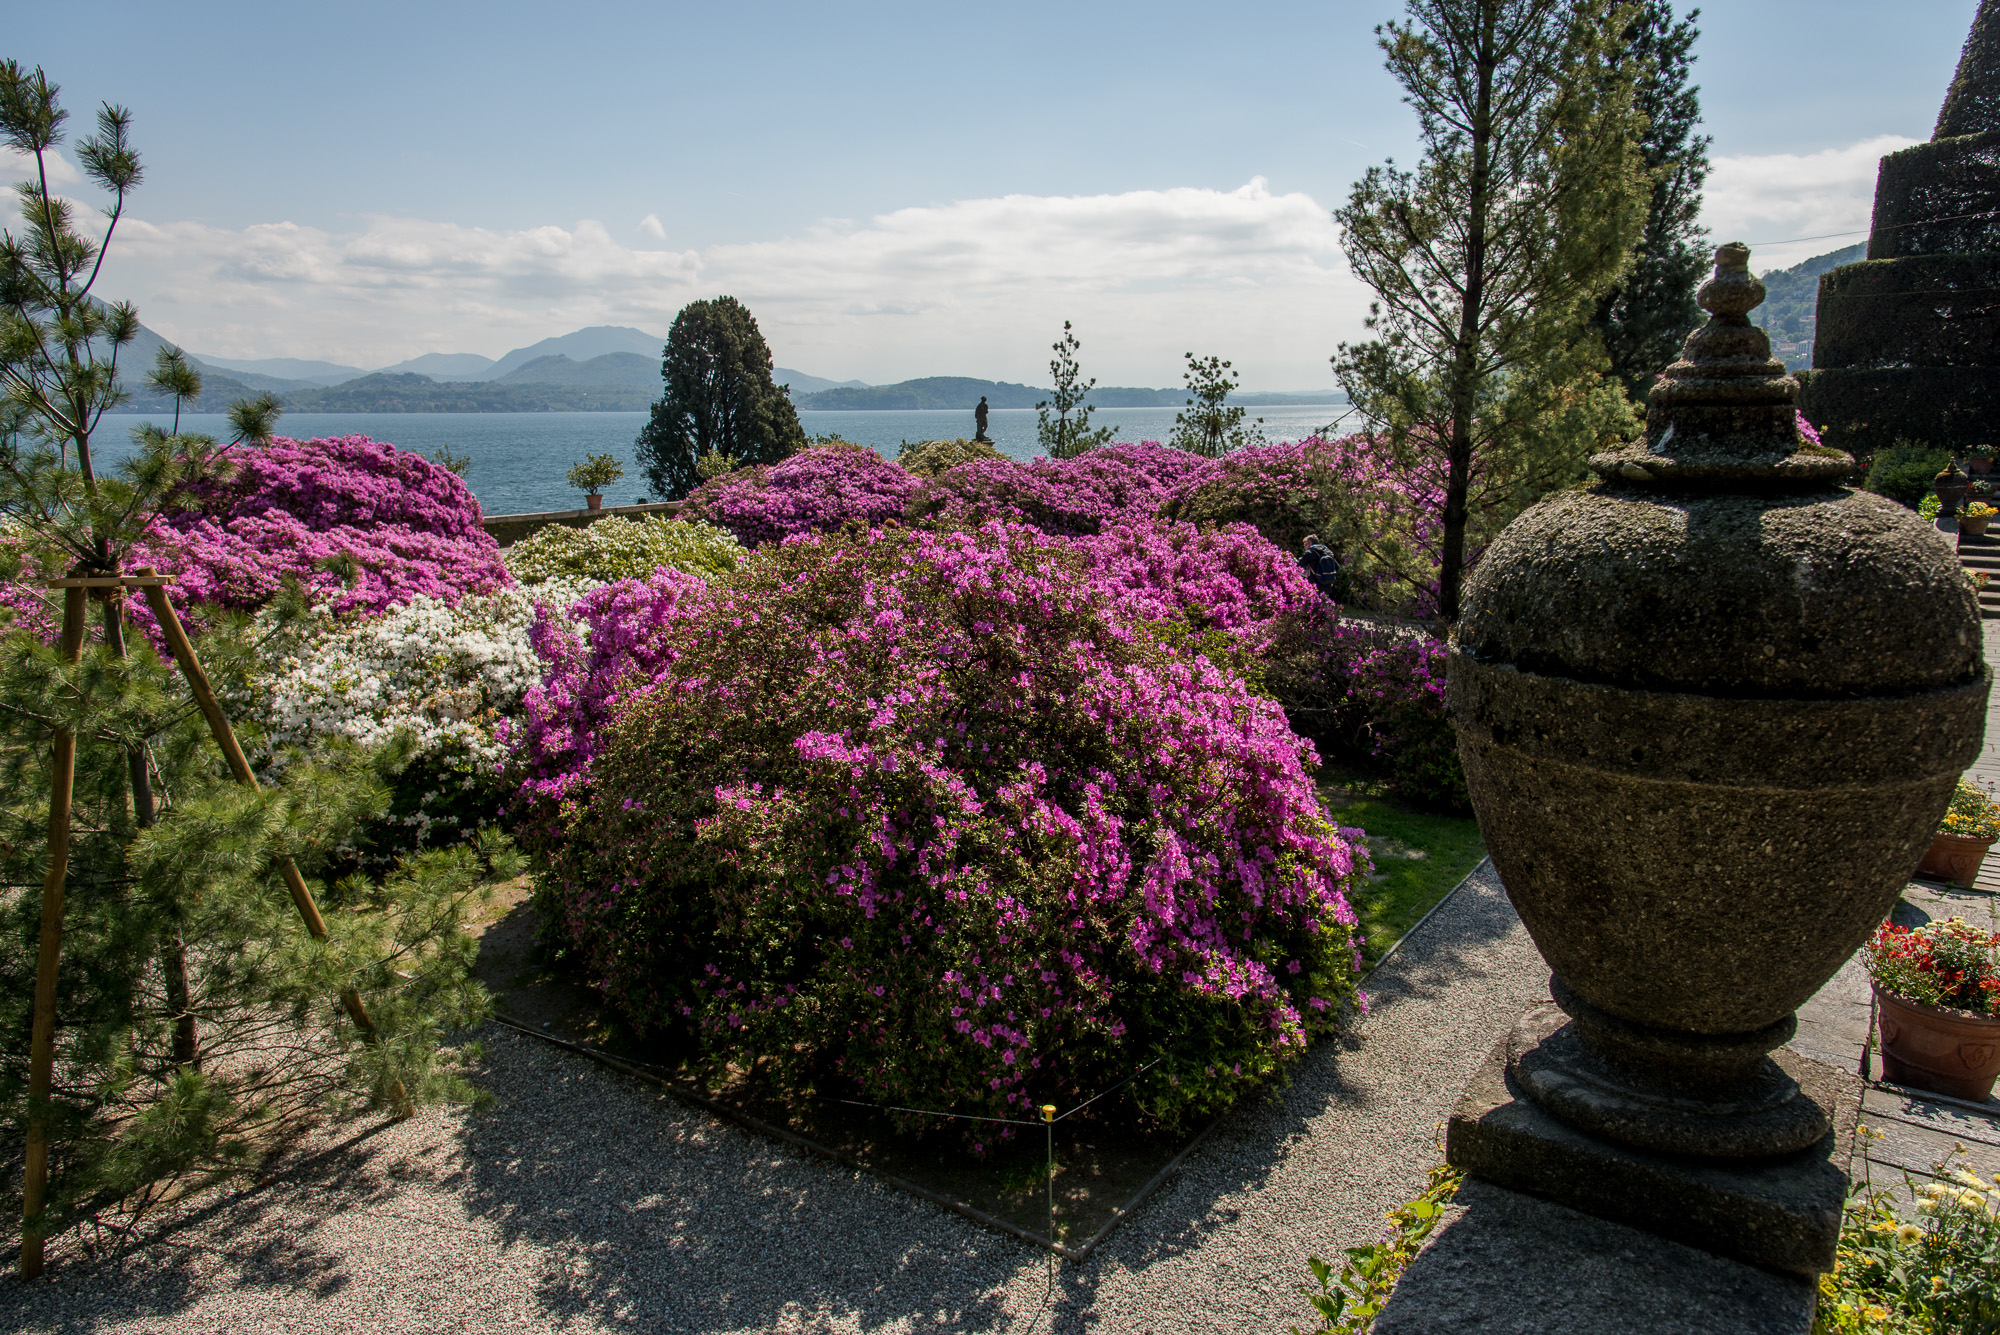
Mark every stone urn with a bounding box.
[1445,244,1987,1271]
[1938,463,1971,516]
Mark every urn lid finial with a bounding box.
[1590,244,1852,488]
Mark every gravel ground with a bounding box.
[1,861,1544,1335]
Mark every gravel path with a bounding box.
[1,862,1545,1335]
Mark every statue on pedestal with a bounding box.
[974,396,991,443]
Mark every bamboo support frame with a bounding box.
[19,586,89,1280]
[132,570,408,1110]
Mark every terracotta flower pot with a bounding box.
[586,494,603,512]
[1971,456,1994,475]
[1916,830,1995,886]
[1965,514,1993,537]
[1874,984,2000,1103]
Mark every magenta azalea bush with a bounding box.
[678,443,922,546]
[909,442,1223,536]
[1073,518,1320,662]
[149,435,507,615]
[517,523,1367,1130]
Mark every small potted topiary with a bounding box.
[1962,500,1998,537]
[566,452,624,511]
[1916,777,2000,887]
[1866,915,2000,1102]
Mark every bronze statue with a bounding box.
[974,396,991,442]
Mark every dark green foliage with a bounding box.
[1168,353,1262,457]
[0,62,515,1242]
[635,297,806,501]
[1590,2,1711,400]
[1751,244,1865,372]
[0,611,519,1231]
[1936,0,2000,139]
[1332,0,1651,620]
[1036,322,1117,459]
[1864,443,1952,509]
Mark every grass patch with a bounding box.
[1324,789,1486,965]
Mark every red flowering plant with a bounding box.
[1867,916,2000,1018]
[516,522,1368,1133]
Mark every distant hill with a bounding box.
[375,352,498,380]
[777,368,870,395]
[191,354,367,385]
[483,326,664,380]
[796,378,1047,410]
[280,373,654,412]
[792,377,1345,412]
[495,352,660,388]
[1754,244,1866,370]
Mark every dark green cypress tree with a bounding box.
[1591,2,1710,403]
[635,296,807,501]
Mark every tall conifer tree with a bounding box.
[1590,2,1710,402]
[1333,0,1652,621]
[635,297,805,501]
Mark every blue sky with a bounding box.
[5,0,1982,385]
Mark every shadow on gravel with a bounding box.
[454,1028,1089,1334]
[1067,865,1528,1283]
[0,1118,403,1333]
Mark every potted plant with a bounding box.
[1962,501,1997,537]
[1916,777,2000,886]
[566,453,624,512]
[1969,446,1995,476]
[1866,915,2000,1102]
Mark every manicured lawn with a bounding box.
[1324,790,1487,966]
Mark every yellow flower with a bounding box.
[1932,1276,1946,1292]
[1897,1223,1924,1243]
[1953,1169,1988,1190]
[1865,1305,1889,1321]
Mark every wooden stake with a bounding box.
[20,586,89,1281]
[134,571,408,1111]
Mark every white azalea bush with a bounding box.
[505,515,741,585]
[250,578,601,858]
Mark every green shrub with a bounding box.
[1865,443,1952,510]
[1814,1145,2000,1333]
[504,515,741,584]
[895,436,1009,478]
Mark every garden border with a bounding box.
[487,855,1493,1261]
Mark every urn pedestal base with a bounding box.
[1447,1004,1863,1276]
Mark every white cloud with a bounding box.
[0,145,83,189]
[78,178,1363,387]
[637,213,666,239]
[1701,134,1918,273]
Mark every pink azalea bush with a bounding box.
[516,523,1367,1129]
[678,443,923,546]
[147,435,507,615]
[909,442,1224,536]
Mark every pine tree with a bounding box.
[1332,0,1652,621]
[635,297,806,501]
[0,61,515,1278]
[1035,322,1116,459]
[1590,2,1710,402]
[1167,353,1264,458]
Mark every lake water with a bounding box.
[97,404,1352,516]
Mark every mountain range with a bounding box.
[107,320,1338,414]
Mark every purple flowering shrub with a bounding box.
[520,523,1366,1130]
[1284,616,1466,810]
[678,443,922,546]
[908,442,1223,536]
[1072,518,1320,679]
[1161,436,1441,615]
[507,567,710,815]
[148,435,507,615]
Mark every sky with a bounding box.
[4,0,1982,388]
